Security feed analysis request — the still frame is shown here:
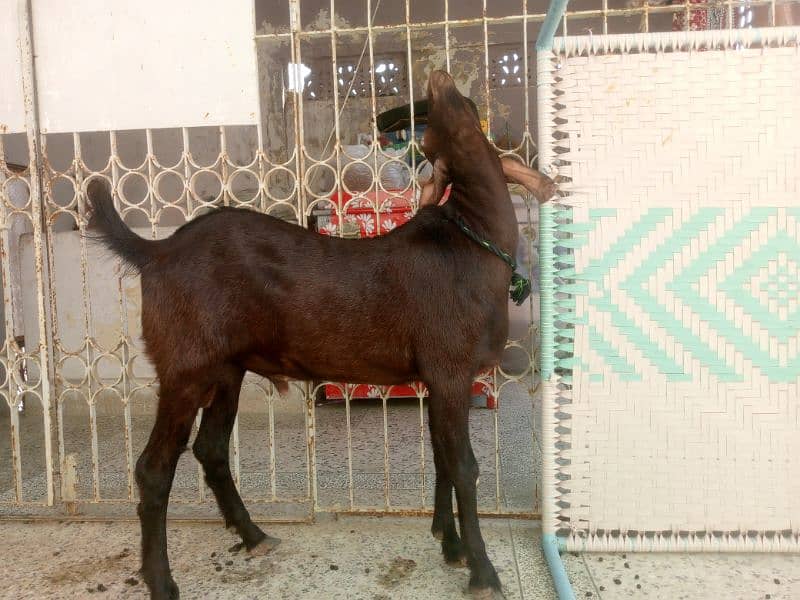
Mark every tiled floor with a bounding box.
[563,550,800,600]
[2,516,537,600]
[2,517,799,599]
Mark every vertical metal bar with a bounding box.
[181,128,194,217]
[403,0,419,210]
[536,0,570,51]
[527,198,541,515]
[249,0,268,215]
[289,0,309,228]
[366,0,381,230]
[56,399,68,504]
[444,0,451,72]
[304,381,318,515]
[522,0,531,141]
[195,410,205,502]
[39,134,62,368]
[144,129,157,238]
[257,134,268,215]
[345,388,355,509]
[84,219,99,504]
[602,0,608,34]
[120,325,135,501]
[18,0,56,505]
[72,134,92,373]
[482,0,492,136]
[728,0,734,32]
[88,394,100,500]
[381,394,390,509]
[493,372,501,511]
[220,126,230,207]
[268,387,277,501]
[9,400,23,501]
[684,0,691,31]
[330,0,344,234]
[417,390,426,508]
[41,129,70,504]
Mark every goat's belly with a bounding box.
[295,345,418,386]
[242,343,418,388]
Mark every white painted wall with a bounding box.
[0,0,259,134]
[0,0,25,133]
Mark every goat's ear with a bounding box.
[418,159,450,207]
[420,127,439,163]
[500,157,557,204]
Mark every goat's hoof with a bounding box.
[442,539,467,568]
[247,535,281,556]
[469,586,505,600]
[228,542,245,554]
[446,555,468,568]
[149,577,180,600]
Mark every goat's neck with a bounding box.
[447,179,518,257]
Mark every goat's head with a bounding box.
[418,70,488,208]
[421,70,481,165]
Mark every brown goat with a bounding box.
[87,70,550,600]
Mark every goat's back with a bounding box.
[137,206,510,387]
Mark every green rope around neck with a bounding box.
[448,215,532,306]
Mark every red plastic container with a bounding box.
[316,189,415,238]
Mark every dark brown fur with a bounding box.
[87,70,514,599]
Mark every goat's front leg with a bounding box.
[136,388,201,600]
[428,380,502,598]
[429,432,467,567]
[193,366,280,555]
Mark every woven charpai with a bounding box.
[538,28,800,552]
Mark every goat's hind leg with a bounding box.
[193,366,281,555]
[136,386,202,600]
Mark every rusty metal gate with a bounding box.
[0,0,545,522]
[4,0,786,522]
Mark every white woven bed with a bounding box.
[538,27,800,553]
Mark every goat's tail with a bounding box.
[85,179,158,272]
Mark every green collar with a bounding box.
[448,215,532,306]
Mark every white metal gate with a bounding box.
[1,0,547,522]
[4,0,793,523]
